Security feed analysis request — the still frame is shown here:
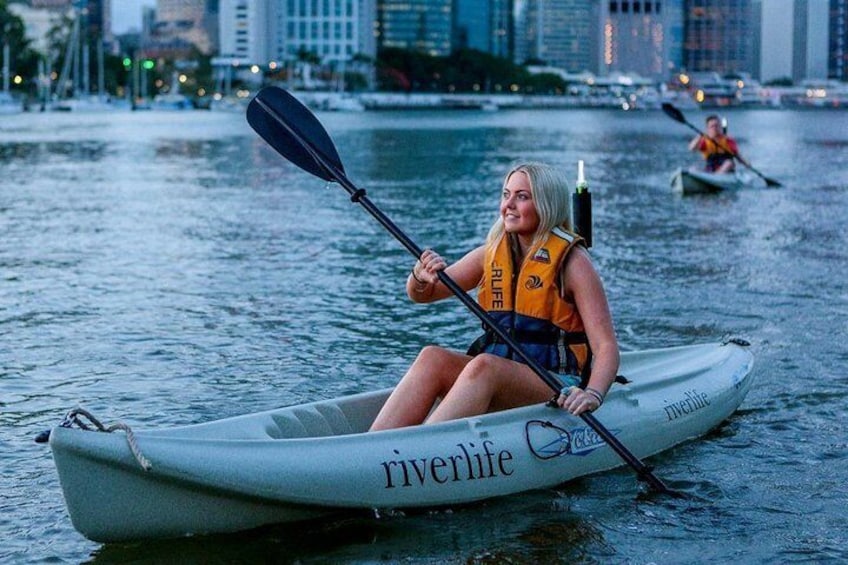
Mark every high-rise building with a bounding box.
[454,0,513,58]
[829,0,847,80]
[269,0,375,63]
[154,0,217,55]
[603,0,682,80]
[514,0,598,72]
[218,0,271,66]
[514,1,682,80]
[756,0,831,83]
[792,0,829,82]
[683,0,754,75]
[376,0,453,56]
[217,0,376,69]
[28,0,109,41]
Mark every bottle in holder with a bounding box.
[572,160,592,248]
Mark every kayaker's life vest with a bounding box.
[469,227,592,382]
[699,136,737,172]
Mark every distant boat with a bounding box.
[325,93,365,112]
[51,95,123,113]
[50,8,120,113]
[149,72,194,111]
[150,92,193,111]
[671,167,745,195]
[0,91,22,114]
[209,94,249,113]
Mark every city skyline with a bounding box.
[71,0,848,81]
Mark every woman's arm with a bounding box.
[558,247,620,413]
[407,245,486,303]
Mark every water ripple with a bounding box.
[1,108,847,563]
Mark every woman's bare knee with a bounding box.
[462,353,503,378]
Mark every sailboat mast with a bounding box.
[97,40,105,98]
[56,11,79,99]
[74,16,82,98]
[2,42,9,93]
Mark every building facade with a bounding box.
[514,0,598,72]
[831,0,848,80]
[217,0,268,66]
[792,0,829,82]
[218,0,376,67]
[153,0,218,55]
[603,0,682,81]
[683,0,754,75]
[270,0,375,63]
[376,0,452,56]
[454,0,512,58]
[756,0,832,84]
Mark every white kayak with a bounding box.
[49,341,754,542]
[671,167,745,194]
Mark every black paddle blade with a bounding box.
[661,102,686,124]
[247,86,345,182]
[764,177,782,188]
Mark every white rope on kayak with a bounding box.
[61,408,152,472]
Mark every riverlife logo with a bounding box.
[663,388,711,421]
[380,440,514,489]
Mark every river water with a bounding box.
[1,105,846,563]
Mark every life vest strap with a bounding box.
[466,329,589,356]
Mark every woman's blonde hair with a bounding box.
[485,161,572,252]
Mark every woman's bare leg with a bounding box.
[425,354,553,424]
[369,346,471,431]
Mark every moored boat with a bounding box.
[0,91,22,114]
[671,167,744,194]
[48,341,754,542]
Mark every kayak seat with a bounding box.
[268,404,354,439]
[314,404,354,435]
[268,414,309,438]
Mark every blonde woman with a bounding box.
[370,162,619,431]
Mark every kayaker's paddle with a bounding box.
[247,86,678,497]
[661,102,781,188]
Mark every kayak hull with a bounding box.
[49,342,754,542]
[671,167,744,194]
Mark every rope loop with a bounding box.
[61,408,152,472]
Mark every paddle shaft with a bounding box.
[665,104,780,187]
[253,92,673,495]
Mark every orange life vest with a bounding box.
[472,227,591,378]
[699,136,737,172]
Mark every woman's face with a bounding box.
[500,171,540,237]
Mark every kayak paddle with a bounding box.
[661,102,781,188]
[247,86,679,497]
